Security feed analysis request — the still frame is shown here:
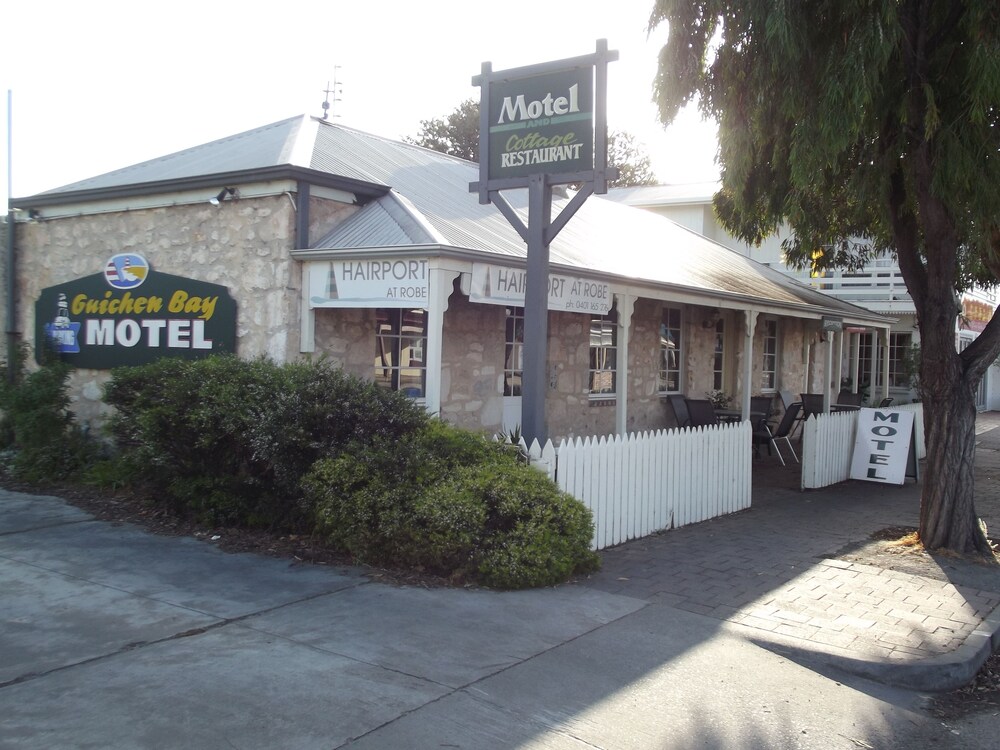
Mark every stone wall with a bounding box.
[13,195,309,424]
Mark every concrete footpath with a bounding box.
[1,415,999,748]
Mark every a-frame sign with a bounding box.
[471,40,618,445]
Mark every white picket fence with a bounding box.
[800,403,925,489]
[515,422,752,550]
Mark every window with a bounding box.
[658,306,683,394]
[858,332,913,389]
[887,333,913,387]
[589,309,617,397]
[713,318,726,392]
[761,319,778,392]
[374,308,427,396]
[503,306,524,396]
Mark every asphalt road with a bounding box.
[1,488,996,749]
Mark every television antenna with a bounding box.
[321,67,343,120]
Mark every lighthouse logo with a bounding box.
[44,292,81,354]
[104,253,150,290]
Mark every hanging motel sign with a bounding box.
[472,39,617,195]
[470,41,618,446]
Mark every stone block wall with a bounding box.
[13,195,305,424]
[439,292,506,433]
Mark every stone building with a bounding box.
[6,115,890,440]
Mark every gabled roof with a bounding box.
[607,182,720,207]
[36,116,320,194]
[19,115,888,325]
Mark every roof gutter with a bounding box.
[291,244,894,327]
[8,166,389,210]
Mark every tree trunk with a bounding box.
[917,322,992,557]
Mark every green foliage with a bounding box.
[404,98,481,161]
[650,0,1000,554]
[103,355,428,527]
[441,462,600,589]
[303,420,598,589]
[0,344,95,482]
[650,0,1000,287]
[704,390,732,410]
[608,131,657,187]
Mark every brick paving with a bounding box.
[580,411,1000,669]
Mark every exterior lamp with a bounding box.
[209,187,238,206]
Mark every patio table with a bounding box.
[715,408,765,424]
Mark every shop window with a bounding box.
[504,306,524,396]
[713,318,726,392]
[761,319,779,392]
[374,308,427,397]
[887,333,913,387]
[589,309,617,398]
[858,332,913,388]
[658,306,683,394]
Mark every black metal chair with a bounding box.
[750,395,774,424]
[800,393,825,421]
[779,390,805,439]
[837,390,863,407]
[878,397,894,408]
[685,398,719,427]
[668,394,691,428]
[753,402,802,466]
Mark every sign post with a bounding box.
[471,40,618,445]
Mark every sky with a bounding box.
[1,0,720,208]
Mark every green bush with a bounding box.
[0,344,95,482]
[438,462,600,589]
[103,355,429,527]
[304,421,599,589]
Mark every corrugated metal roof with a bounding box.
[607,182,721,206]
[26,114,886,323]
[41,116,312,194]
[309,124,883,321]
[315,192,442,248]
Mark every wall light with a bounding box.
[209,187,238,206]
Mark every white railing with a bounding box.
[518,422,752,550]
[800,404,925,489]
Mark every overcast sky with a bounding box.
[2,0,720,207]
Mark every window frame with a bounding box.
[588,307,618,400]
[503,305,524,396]
[373,307,428,398]
[712,318,726,392]
[760,318,779,393]
[657,306,684,395]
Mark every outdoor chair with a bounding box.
[779,389,805,439]
[800,393,825,421]
[752,402,801,466]
[685,398,719,427]
[878,397,894,408]
[837,390,863,406]
[668,394,691,428]
[750,395,774,425]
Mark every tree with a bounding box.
[405,99,480,162]
[608,130,657,187]
[650,1,1000,557]
[406,99,657,187]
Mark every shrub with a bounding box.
[304,421,599,589]
[0,344,95,482]
[439,462,600,589]
[103,355,429,527]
